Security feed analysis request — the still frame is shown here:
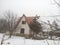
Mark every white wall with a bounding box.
[15,16,30,35]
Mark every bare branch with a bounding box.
[3,10,17,37]
[53,0,60,7]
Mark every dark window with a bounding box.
[22,21,26,24]
[21,28,24,33]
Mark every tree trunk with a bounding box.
[32,32,35,39]
[9,31,13,38]
[50,35,52,40]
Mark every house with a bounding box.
[13,14,34,38]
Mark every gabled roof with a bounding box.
[15,15,34,29]
[26,17,34,24]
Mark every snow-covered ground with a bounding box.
[0,33,60,45]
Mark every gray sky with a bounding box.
[0,0,60,22]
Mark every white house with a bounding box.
[13,14,34,38]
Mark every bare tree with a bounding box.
[4,11,17,38]
[47,21,53,40]
[53,0,60,7]
[41,19,60,39]
[0,11,18,45]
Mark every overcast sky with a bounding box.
[0,0,60,22]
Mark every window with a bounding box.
[21,28,24,34]
[22,21,26,24]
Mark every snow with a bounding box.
[0,33,60,45]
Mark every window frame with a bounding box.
[22,21,26,24]
[20,28,24,34]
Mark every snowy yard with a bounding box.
[0,33,60,45]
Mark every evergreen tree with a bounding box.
[29,16,42,38]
